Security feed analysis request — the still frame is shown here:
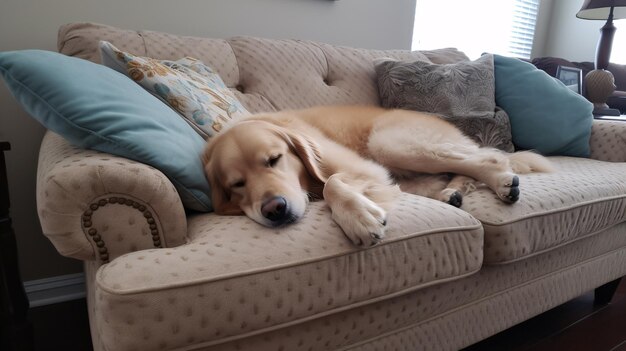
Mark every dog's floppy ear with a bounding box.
[207,174,243,215]
[202,144,244,215]
[271,125,327,183]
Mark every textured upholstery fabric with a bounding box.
[87,223,626,351]
[348,244,626,351]
[92,193,482,351]
[37,132,187,261]
[50,23,626,351]
[589,119,626,162]
[375,54,515,151]
[375,55,495,119]
[58,23,275,114]
[463,157,626,264]
[57,23,428,113]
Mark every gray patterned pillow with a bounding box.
[375,54,514,152]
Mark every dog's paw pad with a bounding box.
[438,189,463,208]
[447,191,463,208]
[506,186,520,202]
[504,175,520,188]
[498,175,520,203]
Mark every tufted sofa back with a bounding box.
[58,22,469,113]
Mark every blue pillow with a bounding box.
[0,50,212,212]
[494,54,593,157]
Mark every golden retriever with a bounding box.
[202,106,552,246]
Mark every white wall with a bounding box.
[0,0,417,280]
[531,0,555,58]
[408,0,594,62]
[540,0,626,63]
[539,0,602,61]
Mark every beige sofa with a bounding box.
[36,23,626,351]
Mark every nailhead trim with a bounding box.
[82,196,162,263]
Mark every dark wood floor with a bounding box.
[465,278,626,351]
[26,279,626,351]
[28,298,92,351]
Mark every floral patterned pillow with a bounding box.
[99,41,249,139]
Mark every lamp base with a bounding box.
[593,106,621,116]
[585,69,617,115]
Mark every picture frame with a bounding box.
[556,65,583,95]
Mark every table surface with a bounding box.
[594,115,626,121]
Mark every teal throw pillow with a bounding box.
[0,50,212,212]
[493,54,593,157]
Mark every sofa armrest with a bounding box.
[589,119,626,162]
[36,132,188,262]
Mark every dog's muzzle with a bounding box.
[261,196,297,226]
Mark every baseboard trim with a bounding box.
[24,273,86,308]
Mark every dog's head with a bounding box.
[202,119,326,227]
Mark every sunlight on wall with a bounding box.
[610,22,626,64]
[412,0,536,59]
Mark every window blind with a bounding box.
[509,0,540,59]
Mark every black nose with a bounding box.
[261,196,288,223]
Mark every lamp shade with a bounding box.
[577,0,626,20]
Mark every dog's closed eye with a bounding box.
[267,154,282,168]
[231,180,246,188]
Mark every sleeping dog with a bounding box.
[202,106,552,246]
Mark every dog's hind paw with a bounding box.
[497,175,520,203]
[447,191,463,207]
[438,189,463,208]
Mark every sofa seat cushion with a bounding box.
[93,193,482,350]
[463,157,626,264]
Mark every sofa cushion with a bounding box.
[227,37,430,109]
[0,49,212,212]
[57,22,276,113]
[462,157,626,264]
[93,193,483,350]
[494,55,594,157]
[375,54,514,152]
[99,40,250,139]
[58,23,444,111]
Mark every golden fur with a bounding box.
[202,106,553,246]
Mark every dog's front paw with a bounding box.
[331,194,388,247]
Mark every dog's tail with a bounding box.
[508,151,554,174]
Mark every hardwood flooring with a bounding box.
[465,278,626,351]
[28,298,91,351]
